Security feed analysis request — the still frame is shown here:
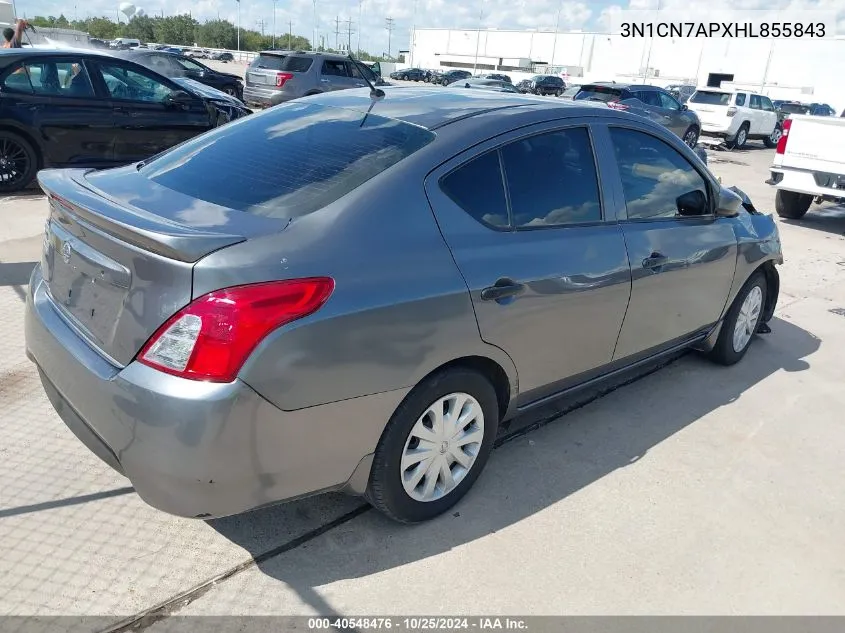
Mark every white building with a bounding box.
[407,27,845,114]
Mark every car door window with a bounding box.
[658,91,681,110]
[322,60,349,77]
[637,90,662,107]
[734,93,746,107]
[750,95,762,110]
[348,62,375,81]
[3,60,95,97]
[761,97,775,112]
[98,62,176,103]
[501,127,602,227]
[440,150,509,229]
[610,127,710,220]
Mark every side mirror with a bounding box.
[680,104,688,111]
[715,185,743,217]
[676,189,708,216]
[166,90,193,107]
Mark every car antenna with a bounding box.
[347,52,385,99]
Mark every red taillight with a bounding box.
[275,72,294,87]
[607,100,628,111]
[138,278,334,383]
[776,117,792,154]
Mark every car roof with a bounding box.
[305,85,614,131]
[258,49,348,61]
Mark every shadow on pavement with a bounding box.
[780,203,845,237]
[0,261,37,286]
[208,316,820,615]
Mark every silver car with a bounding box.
[242,50,383,108]
[26,88,782,523]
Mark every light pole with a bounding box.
[357,0,363,54]
[272,0,277,49]
[550,1,563,74]
[312,0,318,51]
[642,0,660,81]
[236,0,240,55]
[409,0,417,66]
[759,39,775,92]
[472,0,484,73]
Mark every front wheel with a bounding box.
[555,89,562,97]
[764,123,782,148]
[401,74,409,81]
[366,368,498,523]
[775,189,813,219]
[726,123,749,149]
[708,272,767,366]
[0,131,38,194]
[682,126,699,148]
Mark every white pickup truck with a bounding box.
[767,114,845,219]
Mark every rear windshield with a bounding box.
[140,102,435,219]
[780,103,809,114]
[250,54,313,73]
[690,91,731,105]
[573,85,623,102]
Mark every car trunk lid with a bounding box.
[38,167,288,367]
[774,114,845,170]
[688,90,734,125]
[245,54,313,88]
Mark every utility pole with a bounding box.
[289,20,293,50]
[357,0,363,54]
[256,19,266,37]
[335,15,341,50]
[236,0,240,54]
[385,17,394,60]
[409,0,418,67]
[550,0,562,74]
[642,0,660,81]
[346,19,353,53]
[272,0,277,48]
[312,0,317,50]
[472,0,484,73]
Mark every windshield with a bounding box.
[690,91,731,105]
[140,102,435,219]
[574,85,622,102]
[779,103,809,114]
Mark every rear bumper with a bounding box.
[242,85,294,107]
[766,166,845,199]
[25,265,405,519]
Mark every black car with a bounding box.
[480,73,512,84]
[212,52,235,62]
[453,78,521,94]
[0,49,251,192]
[527,75,566,96]
[390,67,426,81]
[440,69,472,86]
[116,50,243,98]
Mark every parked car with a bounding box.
[666,84,696,103]
[515,78,533,93]
[480,73,512,84]
[424,69,443,83]
[116,50,244,98]
[26,87,782,524]
[526,75,566,96]
[687,88,780,149]
[766,114,845,218]
[807,102,836,117]
[439,69,472,86]
[774,100,809,123]
[212,52,235,62]
[453,78,521,93]
[390,68,426,81]
[575,83,702,147]
[0,48,250,192]
[559,84,581,100]
[243,50,386,108]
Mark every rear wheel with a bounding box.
[0,131,38,194]
[366,368,498,523]
[402,74,409,81]
[708,272,767,366]
[775,189,813,219]
[555,89,562,97]
[764,123,782,148]
[726,123,749,149]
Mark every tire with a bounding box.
[764,123,782,148]
[682,126,699,148]
[555,89,562,97]
[775,189,813,219]
[401,74,408,81]
[442,79,448,86]
[708,272,767,366]
[726,123,749,149]
[366,368,499,523]
[0,131,38,194]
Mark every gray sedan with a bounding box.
[26,88,782,523]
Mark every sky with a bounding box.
[16,0,845,58]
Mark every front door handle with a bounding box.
[480,279,525,302]
[320,79,331,83]
[642,252,669,269]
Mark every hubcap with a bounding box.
[400,392,485,503]
[684,130,698,147]
[737,129,747,147]
[0,138,28,185]
[732,285,763,353]
[770,127,782,144]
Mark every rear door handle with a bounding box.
[480,279,525,302]
[642,253,669,269]
[320,79,331,83]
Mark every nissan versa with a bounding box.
[25,88,783,523]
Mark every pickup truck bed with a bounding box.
[766,114,845,218]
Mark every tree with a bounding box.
[154,14,198,46]
[86,17,121,40]
[55,14,69,28]
[124,15,156,42]
[196,19,238,49]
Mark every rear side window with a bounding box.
[141,102,435,219]
[750,95,762,109]
[441,151,509,228]
[690,91,731,105]
[574,85,623,103]
[251,54,313,73]
[735,93,747,106]
[761,97,775,112]
[501,128,602,227]
[635,90,662,107]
